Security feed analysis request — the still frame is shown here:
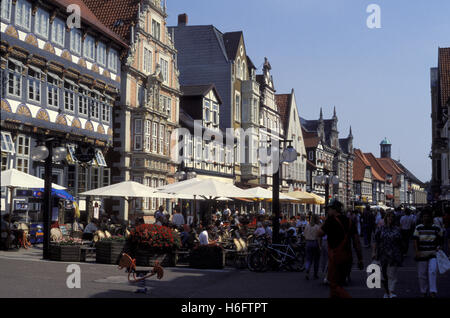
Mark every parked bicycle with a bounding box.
[247,233,305,272]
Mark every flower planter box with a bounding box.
[135,249,177,267]
[95,241,126,265]
[49,244,81,262]
[189,245,224,269]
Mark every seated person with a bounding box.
[198,225,216,246]
[82,219,99,240]
[254,222,266,238]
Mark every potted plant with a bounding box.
[128,224,181,267]
[95,235,127,265]
[189,243,224,269]
[49,237,82,262]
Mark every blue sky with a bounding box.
[166,0,450,183]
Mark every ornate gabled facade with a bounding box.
[85,0,181,221]
[1,0,126,220]
[300,108,354,209]
[276,90,307,192]
[257,58,284,188]
[169,15,261,186]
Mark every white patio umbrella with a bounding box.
[158,178,254,199]
[241,186,296,201]
[80,181,175,198]
[1,168,66,189]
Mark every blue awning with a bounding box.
[33,189,75,202]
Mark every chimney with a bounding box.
[178,14,188,26]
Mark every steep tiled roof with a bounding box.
[223,32,243,61]
[394,161,424,187]
[275,94,291,133]
[300,117,319,133]
[439,48,450,107]
[51,0,127,47]
[364,152,390,179]
[353,149,368,181]
[304,136,320,149]
[378,158,404,187]
[82,0,140,43]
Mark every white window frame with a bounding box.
[159,124,164,154]
[34,8,49,39]
[7,59,22,98]
[152,122,158,153]
[134,135,142,151]
[64,80,76,112]
[152,19,161,41]
[143,47,152,74]
[108,49,118,72]
[51,18,65,47]
[235,91,241,122]
[47,73,60,108]
[134,119,142,151]
[70,28,82,55]
[78,86,90,116]
[1,0,12,21]
[160,58,168,84]
[15,135,30,173]
[1,132,15,154]
[83,35,95,61]
[27,66,41,103]
[95,149,107,167]
[204,100,211,123]
[15,0,31,31]
[97,42,107,66]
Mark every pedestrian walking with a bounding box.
[413,208,444,298]
[303,215,322,280]
[372,211,403,298]
[318,199,364,298]
[362,205,375,248]
[400,208,415,256]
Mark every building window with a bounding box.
[159,124,164,154]
[91,92,102,120]
[108,49,118,72]
[28,67,41,103]
[51,18,65,47]
[64,80,76,112]
[7,59,22,98]
[15,135,30,173]
[152,122,158,153]
[102,168,110,187]
[167,97,172,118]
[1,0,12,21]
[134,119,142,151]
[15,0,31,31]
[70,28,82,55]
[165,128,170,156]
[47,73,61,108]
[77,166,87,194]
[152,20,161,41]
[83,35,95,61]
[34,8,49,39]
[143,48,152,73]
[91,167,99,190]
[212,102,219,125]
[144,120,151,152]
[78,86,90,116]
[204,100,211,122]
[101,103,110,122]
[160,58,168,83]
[1,132,15,154]
[235,92,241,122]
[97,42,106,66]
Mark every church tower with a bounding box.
[380,137,392,158]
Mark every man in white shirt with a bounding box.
[259,207,266,216]
[223,205,231,220]
[199,225,212,245]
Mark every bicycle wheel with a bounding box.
[247,249,266,272]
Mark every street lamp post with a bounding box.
[31,139,67,259]
[315,172,339,213]
[272,140,297,244]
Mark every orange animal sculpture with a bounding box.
[118,253,164,283]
